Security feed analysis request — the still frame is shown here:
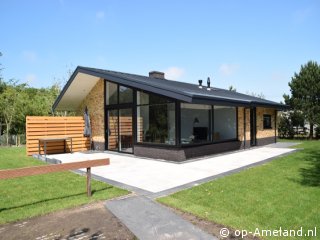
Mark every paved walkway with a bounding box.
[45,142,297,194]
[106,195,217,240]
[41,142,298,240]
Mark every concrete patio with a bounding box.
[42,142,298,194]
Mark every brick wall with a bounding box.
[77,79,105,150]
[237,107,276,145]
[256,107,276,139]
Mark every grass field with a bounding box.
[158,141,320,239]
[0,147,129,224]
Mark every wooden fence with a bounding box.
[26,116,90,156]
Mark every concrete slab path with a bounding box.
[45,143,297,193]
[39,142,299,240]
[106,195,217,240]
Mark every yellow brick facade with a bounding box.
[237,106,276,143]
[256,107,276,139]
[77,79,105,145]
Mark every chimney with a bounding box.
[198,79,203,88]
[149,71,165,79]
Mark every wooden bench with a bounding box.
[0,159,109,196]
[38,137,73,158]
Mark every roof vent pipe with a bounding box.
[207,77,211,91]
[198,79,203,88]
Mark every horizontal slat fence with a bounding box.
[26,116,90,156]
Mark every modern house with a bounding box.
[53,66,285,161]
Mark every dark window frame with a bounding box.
[105,80,134,154]
[263,114,272,129]
[104,79,240,151]
[136,90,176,146]
[180,103,238,146]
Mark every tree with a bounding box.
[0,80,26,145]
[278,113,294,138]
[0,52,6,136]
[284,61,320,139]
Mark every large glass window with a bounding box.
[137,91,175,145]
[106,82,118,105]
[106,81,133,105]
[119,86,133,104]
[180,103,211,144]
[213,106,236,141]
[108,109,118,150]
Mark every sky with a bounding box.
[1,0,320,103]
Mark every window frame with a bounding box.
[263,114,272,129]
[136,90,176,146]
[104,79,240,150]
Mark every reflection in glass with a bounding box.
[108,109,118,150]
[119,108,133,153]
[137,91,175,145]
[213,106,236,141]
[106,82,118,105]
[119,86,133,104]
[180,103,211,144]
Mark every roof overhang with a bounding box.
[53,68,101,111]
[53,66,288,112]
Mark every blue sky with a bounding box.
[1,0,319,102]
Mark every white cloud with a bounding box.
[219,63,239,76]
[22,50,37,63]
[25,74,37,84]
[96,11,105,21]
[164,67,185,80]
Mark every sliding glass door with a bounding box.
[107,108,133,153]
[119,108,133,153]
[108,109,119,151]
[106,81,134,153]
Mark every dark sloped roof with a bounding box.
[53,66,286,111]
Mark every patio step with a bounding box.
[105,195,217,240]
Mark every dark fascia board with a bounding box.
[191,94,287,109]
[53,66,288,111]
[250,101,289,110]
[191,96,250,107]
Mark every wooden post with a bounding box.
[87,167,91,197]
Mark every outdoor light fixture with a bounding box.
[207,77,211,91]
[198,79,203,88]
[193,117,199,125]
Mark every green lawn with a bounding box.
[0,147,129,224]
[158,141,320,239]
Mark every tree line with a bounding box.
[0,53,61,145]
